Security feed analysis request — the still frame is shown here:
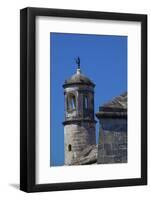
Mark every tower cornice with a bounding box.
[63,119,97,126]
[63,82,95,88]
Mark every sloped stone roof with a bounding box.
[63,67,95,87]
[102,92,127,109]
[96,92,127,118]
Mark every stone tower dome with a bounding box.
[63,65,96,165]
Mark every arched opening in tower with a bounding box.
[67,93,76,111]
[84,95,88,109]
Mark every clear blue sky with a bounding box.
[50,32,127,166]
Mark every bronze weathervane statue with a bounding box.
[75,56,80,67]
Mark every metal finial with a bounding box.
[75,56,80,67]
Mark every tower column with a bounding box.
[63,64,96,165]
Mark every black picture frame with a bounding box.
[20,7,147,192]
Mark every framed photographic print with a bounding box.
[20,7,147,192]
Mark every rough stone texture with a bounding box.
[63,71,95,87]
[63,68,96,165]
[63,68,127,166]
[96,92,127,164]
[72,145,97,165]
[64,123,96,165]
[97,126,127,164]
[102,92,127,109]
[64,85,95,121]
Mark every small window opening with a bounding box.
[67,94,76,111]
[71,96,76,109]
[68,144,72,151]
[84,96,88,109]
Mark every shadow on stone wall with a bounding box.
[70,92,127,165]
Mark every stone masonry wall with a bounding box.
[64,122,96,165]
[97,118,127,164]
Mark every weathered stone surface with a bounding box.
[63,69,95,87]
[63,66,127,167]
[63,67,96,165]
[96,92,127,164]
[102,92,127,109]
[97,130,127,164]
[96,92,127,119]
[72,145,97,165]
[64,122,96,165]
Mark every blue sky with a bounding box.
[50,32,127,166]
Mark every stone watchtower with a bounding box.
[63,63,96,165]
